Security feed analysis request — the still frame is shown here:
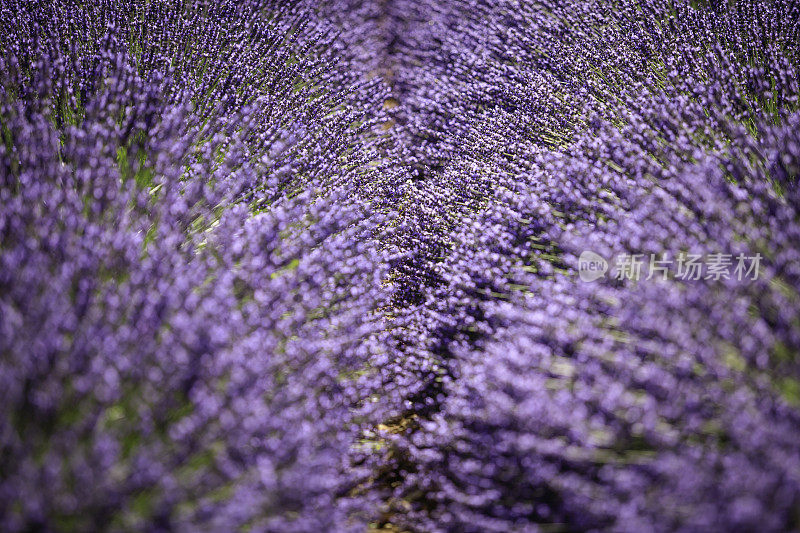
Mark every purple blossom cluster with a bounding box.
[388,113,800,531]
[2,0,800,531]
[345,0,800,531]
[1,1,394,530]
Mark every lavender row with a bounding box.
[351,1,800,530]
[1,1,397,530]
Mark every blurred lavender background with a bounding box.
[1,1,799,531]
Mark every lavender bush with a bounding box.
[2,0,800,531]
[1,1,394,530]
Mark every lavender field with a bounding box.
[1,1,799,531]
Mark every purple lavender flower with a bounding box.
[0,1,394,529]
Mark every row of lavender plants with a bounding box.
[0,0,399,530]
[2,0,799,531]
